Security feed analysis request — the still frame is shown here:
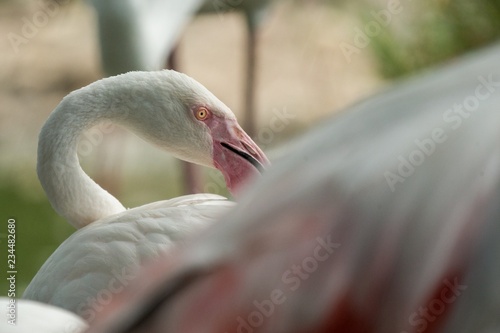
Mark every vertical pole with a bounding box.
[243,11,258,138]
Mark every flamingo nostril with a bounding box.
[242,141,257,156]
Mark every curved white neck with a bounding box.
[37,71,221,229]
[37,91,126,229]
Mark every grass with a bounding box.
[0,178,74,296]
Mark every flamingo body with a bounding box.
[87,43,500,333]
[23,194,233,321]
[23,70,267,321]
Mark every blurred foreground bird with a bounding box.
[22,70,268,320]
[87,43,500,333]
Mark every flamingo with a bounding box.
[0,297,87,333]
[91,0,272,132]
[22,70,268,320]
[86,43,500,333]
[89,0,274,194]
[89,0,206,195]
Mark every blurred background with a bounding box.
[0,0,499,296]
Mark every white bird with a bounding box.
[86,44,500,333]
[0,297,88,333]
[22,70,268,321]
[89,0,275,193]
[89,0,207,194]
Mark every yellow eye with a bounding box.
[195,107,209,121]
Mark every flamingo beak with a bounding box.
[211,119,269,195]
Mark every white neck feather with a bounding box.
[37,71,221,229]
[37,90,126,229]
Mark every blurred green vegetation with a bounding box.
[362,0,500,78]
[0,178,74,297]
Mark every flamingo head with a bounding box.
[194,106,269,195]
[123,70,269,195]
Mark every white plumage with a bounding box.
[0,297,88,333]
[89,0,273,137]
[23,70,267,321]
[23,194,233,321]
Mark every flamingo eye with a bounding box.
[195,107,210,121]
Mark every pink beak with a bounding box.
[210,118,269,195]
